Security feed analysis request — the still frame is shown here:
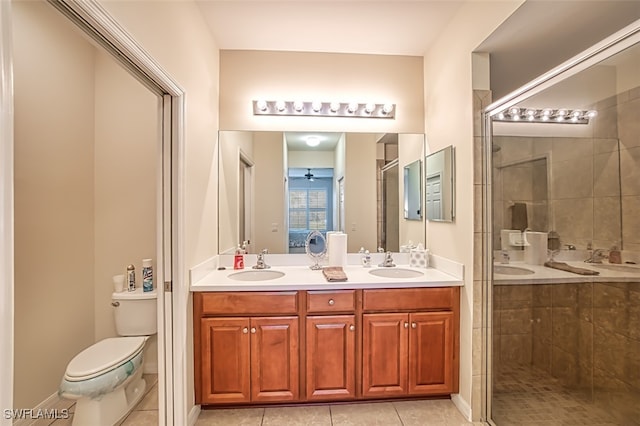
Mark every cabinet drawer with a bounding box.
[307,290,356,313]
[363,287,455,311]
[199,292,298,315]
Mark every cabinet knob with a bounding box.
[404,322,409,329]
[242,327,248,334]
[250,327,256,334]
[411,322,417,329]
[328,299,335,306]
[349,324,355,332]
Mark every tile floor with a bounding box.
[195,399,477,426]
[50,375,475,425]
[492,364,634,426]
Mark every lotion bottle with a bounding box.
[234,245,245,270]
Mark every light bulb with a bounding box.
[329,102,340,112]
[293,101,304,112]
[311,101,322,112]
[347,102,358,113]
[509,107,520,115]
[498,112,505,120]
[275,100,286,112]
[542,109,552,116]
[528,115,535,121]
[587,110,598,118]
[526,109,536,117]
[541,115,549,122]
[382,103,394,114]
[306,136,320,147]
[572,110,582,118]
[557,109,567,117]
[256,100,268,111]
[365,103,376,114]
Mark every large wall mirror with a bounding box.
[218,131,426,254]
[425,145,455,222]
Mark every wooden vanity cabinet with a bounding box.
[195,292,299,404]
[195,286,459,406]
[362,287,458,398]
[305,290,357,401]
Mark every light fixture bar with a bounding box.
[252,100,396,119]
[494,107,597,124]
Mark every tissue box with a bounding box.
[409,248,429,268]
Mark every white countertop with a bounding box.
[190,253,463,292]
[494,261,640,285]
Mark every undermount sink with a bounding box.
[590,264,640,273]
[493,265,535,276]
[369,268,424,279]
[228,270,285,281]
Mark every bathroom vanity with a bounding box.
[191,257,462,406]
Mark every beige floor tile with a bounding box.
[262,405,331,426]
[195,407,265,426]
[330,402,402,426]
[136,382,159,411]
[121,410,159,426]
[394,399,472,425]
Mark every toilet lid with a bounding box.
[65,336,146,381]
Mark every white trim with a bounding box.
[0,1,14,424]
[187,404,201,426]
[11,392,74,426]
[451,393,472,422]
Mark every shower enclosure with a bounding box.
[484,23,640,425]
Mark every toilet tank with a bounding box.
[112,288,158,336]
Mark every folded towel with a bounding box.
[322,266,348,282]
[544,261,600,276]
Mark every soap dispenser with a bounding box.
[234,245,245,270]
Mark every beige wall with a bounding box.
[423,0,523,418]
[13,1,96,408]
[93,50,158,363]
[253,132,286,253]
[219,50,424,133]
[344,133,378,252]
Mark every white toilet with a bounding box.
[59,288,157,426]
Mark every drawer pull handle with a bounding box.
[404,322,409,329]
[328,299,335,306]
[349,324,355,332]
[411,322,417,329]
[250,327,256,334]
[242,327,249,334]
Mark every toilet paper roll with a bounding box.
[524,231,548,265]
[328,233,347,267]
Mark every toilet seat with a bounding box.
[64,336,146,382]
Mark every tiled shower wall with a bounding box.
[493,281,640,418]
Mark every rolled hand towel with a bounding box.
[322,266,348,282]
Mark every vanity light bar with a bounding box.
[494,107,597,124]
[252,100,396,119]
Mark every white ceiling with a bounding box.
[195,1,467,56]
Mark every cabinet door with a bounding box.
[306,315,356,401]
[250,316,300,402]
[200,317,251,404]
[362,313,408,397]
[408,311,454,395]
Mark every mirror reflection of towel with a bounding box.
[511,203,528,231]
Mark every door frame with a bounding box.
[0,0,187,424]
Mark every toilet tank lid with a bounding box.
[65,336,147,381]
[112,288,157,300]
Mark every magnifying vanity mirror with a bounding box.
[305,230,327,270]
[218,131,426,254]
[425,145,455,222]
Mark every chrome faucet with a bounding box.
[252,249,270,269]
[379,251,396,267]
[584,248,608,263]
